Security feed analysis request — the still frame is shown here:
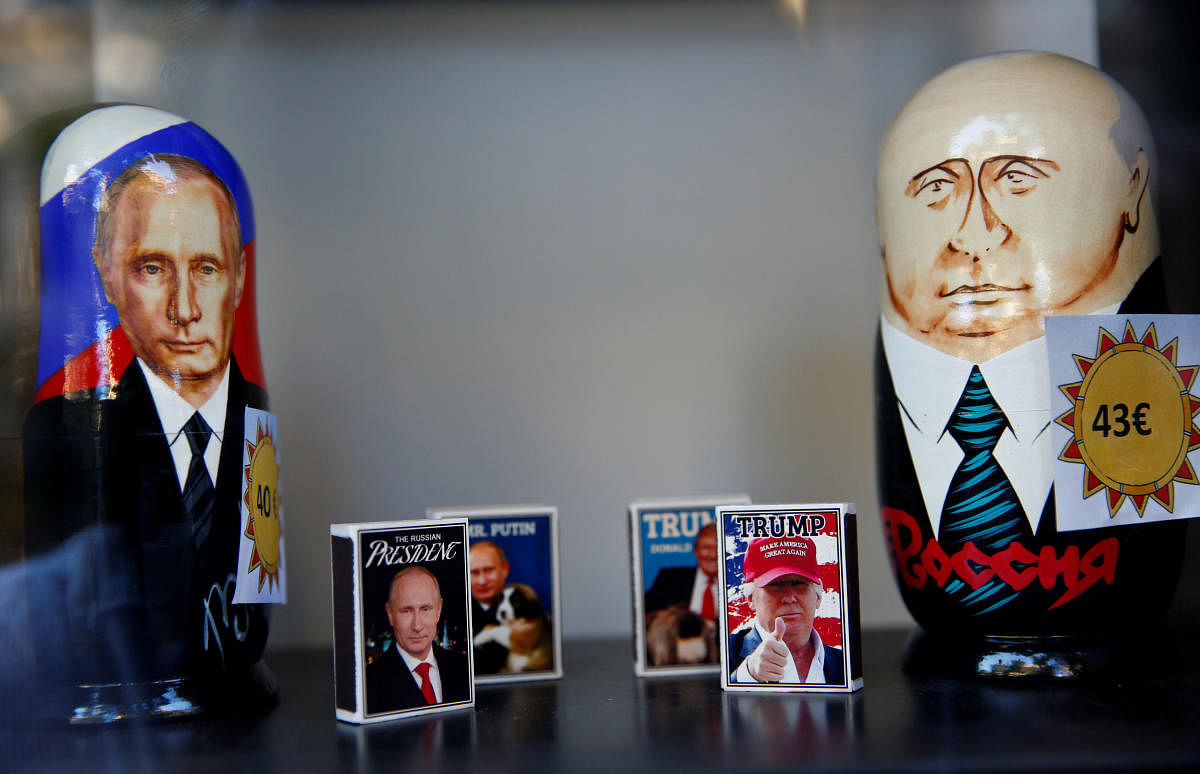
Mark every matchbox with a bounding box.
[428,505,563,683]
[331,519,474,723]
[717,504,863,693]
[629,494,751,677]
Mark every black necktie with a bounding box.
[182,412,215,550]
[939,366,1030,615]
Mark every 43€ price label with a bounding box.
[1052,318,1200,523]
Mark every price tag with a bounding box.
[1047,315,1200,532]
[235,407,287,603]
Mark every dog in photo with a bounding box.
[473,583,553,673]
[645,605,717,666]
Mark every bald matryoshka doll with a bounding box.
[874,52,1187,676]
[21,105,285,720]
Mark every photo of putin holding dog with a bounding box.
[469,539,555,676]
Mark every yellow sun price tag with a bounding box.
[236,408,287,603]
[1048,316,1200,531]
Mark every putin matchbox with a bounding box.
[717,504,863,693]
[428,505,563,683]
[330,519,475,723]
[629,494,751,677]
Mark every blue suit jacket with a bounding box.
[728,626,846,686]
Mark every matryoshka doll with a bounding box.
[21,105,285,719]
[874,52,1187,676]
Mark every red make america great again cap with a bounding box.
[742,536,820,588]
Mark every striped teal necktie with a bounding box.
[938,366,1030,615]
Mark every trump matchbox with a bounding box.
[629,494,752,677]
[330,519,475,723]
[717,503,863,693]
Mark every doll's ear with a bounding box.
[1124,149,1150,234]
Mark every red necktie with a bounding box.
[701,577,715,621]
[414,662,436,704]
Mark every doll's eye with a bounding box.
[992,159,1054,195]
[913,174,957,207]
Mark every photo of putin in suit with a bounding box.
[366,566,470,714]
[23,154,269,684]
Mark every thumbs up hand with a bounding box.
[746,617,790,682]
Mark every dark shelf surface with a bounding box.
[7,628,1200,773]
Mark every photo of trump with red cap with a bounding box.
[727,535,845,685]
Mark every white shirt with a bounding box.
[880,316,1063,537]
[687,568,716,615]
[396,643,443,702]
[138,359,230,491]
[732,621,828,684]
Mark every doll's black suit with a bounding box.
[875,259,1184,634]
[22,357,270,684]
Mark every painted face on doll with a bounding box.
[96,159,244,406]
[878,52,1156,363]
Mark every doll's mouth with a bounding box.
[940,283,1030,303]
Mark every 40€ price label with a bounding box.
[236,408,286,603]
[1053,319,1200,520]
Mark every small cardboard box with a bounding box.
[331,519,475,723]
[717,504,863,693]
[428,505,563,683]
[629,494,751,677]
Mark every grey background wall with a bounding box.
[6,1,1099,649]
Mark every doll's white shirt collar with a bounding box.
[879,316,1061,536]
